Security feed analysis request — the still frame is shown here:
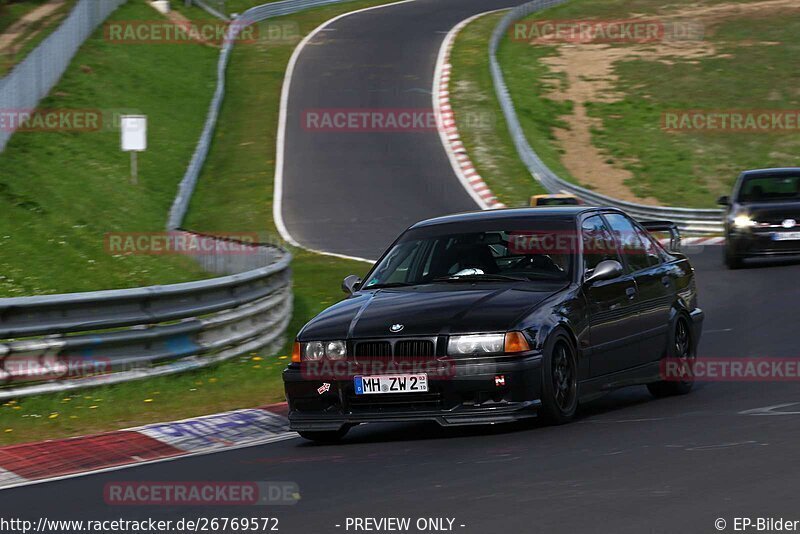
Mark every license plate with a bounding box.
[354,374,428,395]
[772,231,800,241]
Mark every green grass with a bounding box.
[448,10,578,208]
[481,0,800,208]
[0,0,55,33]
[0,1,219,297]
[0,0,406,446]
[0,0,78,76]
[448,12,548,208]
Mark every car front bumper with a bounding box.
[283,354,543,432]
[727,229,800,257]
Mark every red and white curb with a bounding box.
[0,403,293,491]
[680,236,725,247]
[434,11,508,211]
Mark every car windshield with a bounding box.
[363,219,575,289]
[737,173,800,203]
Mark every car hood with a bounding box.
[298,284,564,340]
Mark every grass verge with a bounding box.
[0,0,78,76]
[0,0,216,297]
[448,11,549,208]
[453,0,800,208]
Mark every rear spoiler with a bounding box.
[640,220,681,252]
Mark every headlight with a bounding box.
[448,334,507,356]
[325,341,347,360]
[300,340,347,361]
[733,214,757,228]
[302,341,325,361]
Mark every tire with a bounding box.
[538,332,579,425]
[297,427,350,443]
[648,316,694,398]
[724,243,743,270]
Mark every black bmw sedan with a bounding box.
[283,207,704,442]
[719,168,800,269]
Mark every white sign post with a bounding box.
[121,115,147,185]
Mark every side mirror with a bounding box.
[717,195,730,206]
[342,275,362,295]
[584,260,624,286]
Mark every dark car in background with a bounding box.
[719,168,800,269]
[283,207,704,442]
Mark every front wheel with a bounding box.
[539,333,579,425]
[648,316,694,397]
[724,243,743,269]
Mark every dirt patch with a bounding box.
[530,0,800,204]
[0,0,66,55]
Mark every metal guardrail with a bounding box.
[489,0,725,234]
[192,0,231,21]
[0,233,292,400]
[167,0,364,229]
[0,0,128,152]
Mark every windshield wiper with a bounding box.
[364,282,421,289]
[432,274,530,283]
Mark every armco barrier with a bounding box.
[0,0,128,152]
[489,0,725,234]
[0,232,292,400]
[167,0,367,230]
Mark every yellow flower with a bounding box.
[208,378,218,383]
[252,356,263,362]
[278,356,288,360]
[143,398,154,403]
[4,429,11,433]
[49,413,59,419]
[12,406,20,410]
[89,405,98,409]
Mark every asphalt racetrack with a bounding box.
[4,2,800,533]
[278,0,521,260]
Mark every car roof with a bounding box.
[411,206,611,228]
[741,167,800,178]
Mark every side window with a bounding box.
[604,213,654,272]
[632,224,664,267]
[581,215,621,275]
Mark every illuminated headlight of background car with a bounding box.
[447,332,530,356]
[295,340,347,362]
[733,214,757,229]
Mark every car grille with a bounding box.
[394,340,435,359]
[353,339,436,363]
[354,341,391,358]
